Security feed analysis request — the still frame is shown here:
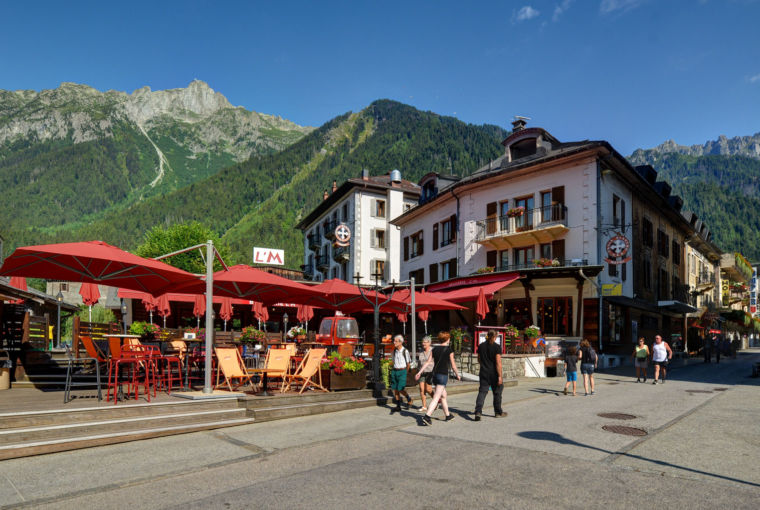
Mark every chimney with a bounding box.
[323,190,328,200]
[511,116,529,133]
[390,169,401,186]
[361,169,369,181]
[332,180,337,193]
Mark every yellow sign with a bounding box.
[602,284,622,296]
[721,280,730,307]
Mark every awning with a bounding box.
[429,274,520,303]
[657,300,698,314]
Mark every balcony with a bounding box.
[696,270,714,287]
[323,218,339,240]
[496,258,588,273]
[302,264,316,281]
[316,254,330,271]
[475,204,569,250]
[720,253,752,283]
[307,234,320,251]
[333,245,350,263]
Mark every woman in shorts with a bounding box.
[632,337,649,383]
[417,336,434,411]
[416,332,460,425]
[578,339,597,396]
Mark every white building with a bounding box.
[392,119,696,354]
[296,170,419,286]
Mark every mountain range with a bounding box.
[1,80,758,267]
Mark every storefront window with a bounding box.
[538,297,572,336]
[503,299,531,329]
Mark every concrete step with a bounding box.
[0,399,241,430]
[0,408,248,445]
[0,417,255,461]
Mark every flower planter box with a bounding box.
[320,368,367,391]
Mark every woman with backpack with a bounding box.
[578,339,597,396]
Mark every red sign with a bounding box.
[334,223,351,247]
[253,247,284,265]
[605,235,630,265]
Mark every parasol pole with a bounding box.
[149,310,153,324]
[410,277,416,361]
[204,240,214,394]
[89,305,92,323]
[163,315,167,328]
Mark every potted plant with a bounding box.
[476,266,495,274]
[504,324,520,340]
[286,326,307,343]
[506,206,525,218]
[524,325,541,338]
[240,325,266,355]
[449,327,469,353]
[320,351,367,390]
[129,321,160,341]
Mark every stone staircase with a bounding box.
[0,399,253,460]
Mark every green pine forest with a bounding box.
[2,98,759,269]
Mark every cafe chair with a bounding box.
[281,348,328,394]
[214,346,255,392]
[249,348,291,392]
[63,344,102,404]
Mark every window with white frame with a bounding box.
[373,199,386,218]
[372,229,386,249]
[372,259,386,279]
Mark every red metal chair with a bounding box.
[107,344,152,404]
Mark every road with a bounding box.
[1,350,758,509]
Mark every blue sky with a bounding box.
[1,0,758,154]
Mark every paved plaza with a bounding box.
[1,350,758,509]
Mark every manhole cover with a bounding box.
[598,412,636,420]
[685,389,712,394]
[713,388,728,391]
[602,425,647,436]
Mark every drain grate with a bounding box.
[713,388,728,391]
[602,425,647,436]
[598,412,637,420]
[685,389,713,394]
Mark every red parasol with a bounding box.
[390,288,465,313]
[79,283,100,306]
[475,287,489,322]
[296,304,314,324]
[8,276,27,304]
[299,278,392,313]
[396,312,408,323]
[169,264,317,305]
[193,294,206,318]
[156,293,171,317]
[252,301,269,323]
[219,297,234,322]
[0,241,198,295]
[418,309,429,322]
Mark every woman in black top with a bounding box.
[416,331,460,425]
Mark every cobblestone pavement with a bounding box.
[1,350,758,509]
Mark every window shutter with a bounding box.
[404,237,409,261]
[419,231,424,256]
[551,240,565,262]
[429,263,438,283]
[450,214,458,241]
[486,250,497,268]
[486,202,497,235]
[370,229,375,248]
[433,224,439,250]
[450,260,457,278]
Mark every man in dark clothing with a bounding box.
[474,330,506,420]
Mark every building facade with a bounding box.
[393,119,701,356]
[296,170,419,286]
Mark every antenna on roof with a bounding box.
[511,115,530,133]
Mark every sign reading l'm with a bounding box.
[253,247,285,266]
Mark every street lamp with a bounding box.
[282,312,289,341]
[120,298,128,334]
[56,291,63,349]
[355,271,397,398]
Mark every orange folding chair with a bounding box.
[214,346,255,392]
[281,348,328,394]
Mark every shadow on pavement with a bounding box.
[517,430,760,488]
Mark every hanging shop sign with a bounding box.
[602,283,622,296]
[334,223,351,247]
[751,268,757,315]
[721,279,730,307]
[604,234,631,265]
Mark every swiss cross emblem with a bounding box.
[605,234,631,265]
[335,223,351,246]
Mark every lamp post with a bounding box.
[120,298,128,334]
[56,291,63,349]
[283,313,289,341]
[355,271,397,398]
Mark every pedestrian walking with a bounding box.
[651,334,672,384]
[703,334,712,363]
[474,330,506,420]
[390,335,412,412]
[417,336,434,411]
[714,334,722,364]
[563,345,579,396]
[632,337,649,382]
[415,331,460,425]
[578,339,597,395]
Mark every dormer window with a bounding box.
[510,137,537,160]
